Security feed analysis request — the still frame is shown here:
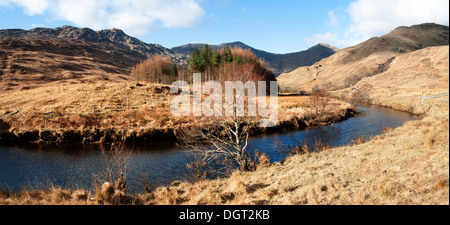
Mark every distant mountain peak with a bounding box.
[171,41,339,75]
[312,43,340,52]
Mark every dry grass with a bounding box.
[0,82,353,144]
[3,103,446,205]
[336,46,449,115]
[139,103,448,205]
[1,56,447,204]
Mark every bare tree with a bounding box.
[93,143,132,192]
[306,89,331,118]
[178,97,258,173]
[177,70,276,174]
[351,84,374,106]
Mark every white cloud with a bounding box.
[11,0,50,15]
[307,0,449,48]
[306,32,361,48]
[326,10,339,27]
[347,0,449,41]
[4,0,205,35]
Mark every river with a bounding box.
[0,106,420,193]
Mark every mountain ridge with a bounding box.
[0,26,338,76]
[171,41,339,75]
[0,25,181,62]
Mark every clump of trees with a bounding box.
[130,56,184,85]
[188,45,276,84]
[130,46,276,86]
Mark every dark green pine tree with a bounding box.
[201,44,213,81]
[211,50,221,68]
[188,46,204,72]
[234,55,242,64]
[221,46,233,64]
[170,63,178,83]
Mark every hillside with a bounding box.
[346,45,449,114]
[277,23,449,93]
[171,42,339,75]
[0,26,180,61]
[0,26,192,91]
[0,38,138,92]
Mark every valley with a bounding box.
[0,22,448,206]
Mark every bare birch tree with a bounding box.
[177,69,277,174]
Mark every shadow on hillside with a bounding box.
[0,119,10,132]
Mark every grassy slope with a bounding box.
[0,39,137,92]
[333,46,449,116]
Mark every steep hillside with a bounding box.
[278,23,449,93]
[0,38,137,92]
[347,45,449,114]
[172,42,339,75]
[357,46,449,92]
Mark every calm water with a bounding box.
[0,106,419,193]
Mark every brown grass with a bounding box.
[1,98,447,205]
[1,58,447,204]
[0,82,353,144]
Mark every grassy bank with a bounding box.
[0,82,354,144]
[1,104,447,205]
[1,90,448,205]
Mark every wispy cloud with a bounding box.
[0,0,11,6]
[325,10,339,27]
[305,32,360,48]
[307,0,450,48]
[4,0,206,35]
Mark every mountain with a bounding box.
[277,23,450,93]
[0,26,181,61]
[0,25,336,92]
[171,42,339,75]
[0,26,192,91]
[1,26,338,76]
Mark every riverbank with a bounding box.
[1,82,448,205]
[0,82,355,145]
[0,96,447,205]
[1,107,447,205]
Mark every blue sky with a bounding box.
[0,0,448,53]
